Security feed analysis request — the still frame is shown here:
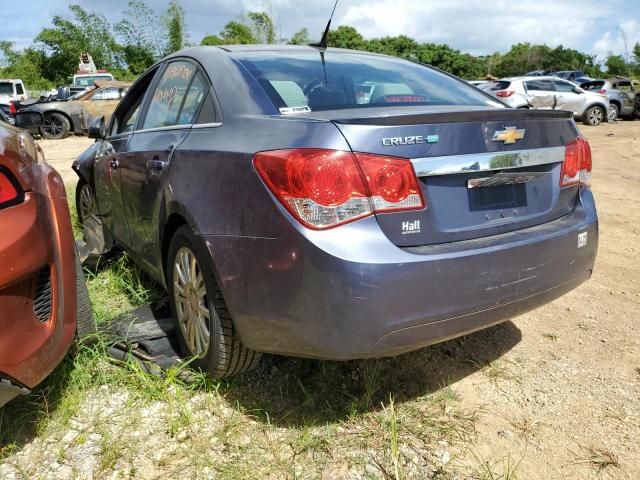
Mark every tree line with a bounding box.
[1,1,639,92]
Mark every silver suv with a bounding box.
[482,76,610,126]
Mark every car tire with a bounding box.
[607,104,619,122]
[583,106,605,126]
[75,178,97,228]
[41,112,70,140]
[167,225,261,377]
[75,248,97,343]
[517,105,530,109]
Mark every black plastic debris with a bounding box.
[99,303,187,377]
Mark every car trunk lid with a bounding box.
[319,106,579,246]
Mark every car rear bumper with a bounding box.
[0,167,77,393]
[205,189,598,360]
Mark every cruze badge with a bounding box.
[382,134,439,146]
[492,126,526,144]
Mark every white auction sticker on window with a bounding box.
[279,106,311,114]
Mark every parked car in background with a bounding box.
[610,78,639,118]
[0,112,95,407]
[0,79,29,104]
[74,46,597,378]
[579,80,630,121]
[20,80,131,139]
[551,70,586,82]
[482,76,609,125]
[0,79,29,120]
[525,70,547,77]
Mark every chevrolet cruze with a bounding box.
[73,46,598,377]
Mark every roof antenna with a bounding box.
[310,0,339,49]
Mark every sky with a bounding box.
[4,0,640,62]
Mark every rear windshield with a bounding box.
[581,81,605,91]
[234,51,498,113]
[74,74,114,86]
[482,81,511,91]
[0,82,14,95]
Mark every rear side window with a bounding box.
[234,51,497,112]
[483,81,511,91]
[525,80,554,91]
[15,83,24,95]
[0,83,13,95]
[554,81,576,92]
[615,82,632,92]
[581,81,604,91]
[142,61,196,129]
[176,72,209,125]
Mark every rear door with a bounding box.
[615,81,635,113]
[119,60,211,275]
[523,79,557,109]
[553,79,584,114]
[93,68,159,246]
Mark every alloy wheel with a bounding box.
[43,115,63,136]
[607,105,618,122]
[173,246,210,358]
[588,108,603,125]
[78,183,96,224]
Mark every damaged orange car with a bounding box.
[0,112,95,407]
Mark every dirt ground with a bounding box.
[4,122,640,479]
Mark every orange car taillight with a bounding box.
[0,166,23,209]
[253,149,425,230]
[561,137,592,188]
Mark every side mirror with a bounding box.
[88,116,106,139]
[14,111,44,128]
[574,86,585,94]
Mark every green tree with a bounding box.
[288,28,310,45]
[327,26,366,50]
[632,42,640,75]
[115,0,165,69]
[247,12,275,44]
[0,42,51,90]
[34,5,119,84]
[201,21,256,45]
[164,0,187,54]
[606,54,628,76]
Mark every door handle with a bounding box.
[109,158,119,169]
[146,159,168,173]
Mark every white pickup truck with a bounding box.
[0,79,28,104]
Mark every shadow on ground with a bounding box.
[0,312,521,454]
[220,320,522,427]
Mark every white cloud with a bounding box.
[7,0,640,60]
[593,19,640,61]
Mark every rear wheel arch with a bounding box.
[46,110,75,130]
[161,213,189,282]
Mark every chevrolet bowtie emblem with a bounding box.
[492,126,526,144]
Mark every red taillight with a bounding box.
[253,149,425,229]
[0,168,21,207]
[561,137,592,188]
[496,90,515,97]
[8,101,16,115]
[597,89,607,94]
